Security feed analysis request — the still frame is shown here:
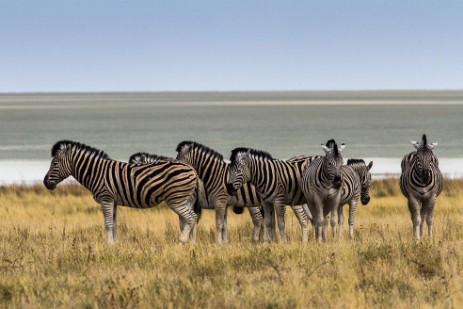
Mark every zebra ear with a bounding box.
[429,142,438,149]
[339,143,346,152]
[367,161,373,171]
[321,144,331,154]
[411,140,420,149]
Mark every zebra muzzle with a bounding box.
[226,183,238,196]
[43,180,57,190]
[361,195,370,205]
[333,176,342,189]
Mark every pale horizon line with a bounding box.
[1,89,463,95]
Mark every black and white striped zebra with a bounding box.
[302,139,345,241]
[43,140,207,244]
[128,152,205,240]
[226,148,314,242]
[175,141,264,242]
[338,159,373,238]
[400,134,443,240]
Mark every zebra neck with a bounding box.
[192,157,227,187]
[71,152,109,191]
[250,157,271,192]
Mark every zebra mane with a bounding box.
[176,141,224,161]
[230,147,273,162]
[422,134,427,146]
[51,140,110,159]
[325,139,339,155]
[128,152,173,163]
[347,159,365,166]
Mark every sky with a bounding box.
[1,0,462,92]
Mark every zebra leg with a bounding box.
[100,201,115,244]
[248,207,263,242]
[322,215,328,241]
[407,197,421,240]
[179,213,196,241]
[325,200,339,240]
[305,203,316,239]
[179,215,186,232]
[419,206,426,239]
[113,204,118,242]
[311,199,324,242]
[348,200,358,239]
[424,196,437,239]
[291,205,309,243]
[214,203,227,243]
[262,203,275,242]
[222,207,228,242]
[275,203,287,243]
[169,201,198,243]
[338,204,344,229]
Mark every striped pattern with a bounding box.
[176,141,264,242]
[128,152,206,237]
[43,140,206,243]
[227,148,314,242]
[338,159,373,238]
[400,134,443,240]
[302,139,345,241]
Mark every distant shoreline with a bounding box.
[1,158,462,185]
[2,90,463,108]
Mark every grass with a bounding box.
[1,179,463,308]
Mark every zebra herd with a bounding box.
[43,134,442,244]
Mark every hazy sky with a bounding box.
[1,0,462,92]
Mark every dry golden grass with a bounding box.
[1,179,463,308]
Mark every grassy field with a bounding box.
[1,179,463,308]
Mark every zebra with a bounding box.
[400,134,443,240]
[226,148,315,243]
[43,140,207,244]
[301,139,345,241]
[175,141,264,243]
[337,159,373,238]
[128,152,205,239]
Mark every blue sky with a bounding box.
[1,0,462,92]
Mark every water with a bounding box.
[1,91,463,183]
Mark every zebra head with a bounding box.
[175,141,195,163]
[226,148,251,196]
[43,140,74,190]
[321,139,345,189]
[347,159,373,205]
[128,152,150,164]
[411,134,438,183]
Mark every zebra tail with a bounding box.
[194,179,208,222]
[232,206,245,215]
